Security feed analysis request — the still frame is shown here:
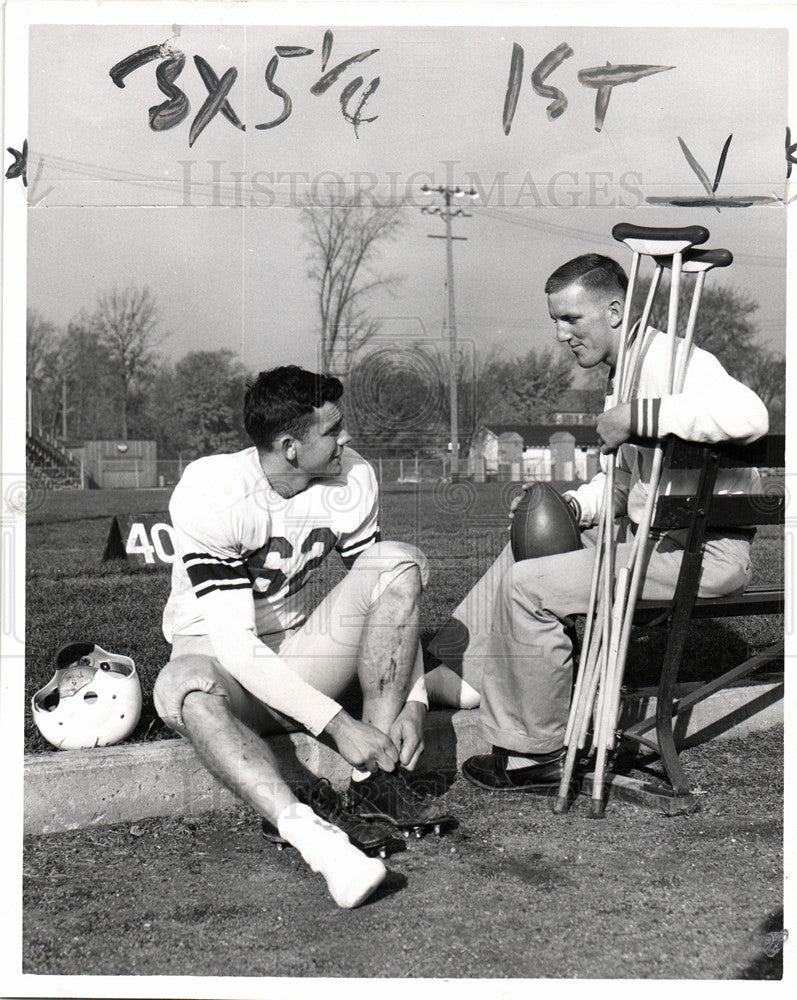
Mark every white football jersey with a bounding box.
[163,445,379,642]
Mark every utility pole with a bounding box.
[421,184,478,480]
[61,376,68,440]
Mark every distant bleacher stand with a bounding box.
[26,431,85,491]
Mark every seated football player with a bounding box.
[154,365,450,909]
[426,253,768,791]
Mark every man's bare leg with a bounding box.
[345,564,456,833]
[180,691,385,908]
[424,664,481,709]
[181,690,297,824]
[357,565,422,734]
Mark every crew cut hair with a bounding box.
[545,254,628,298]
[244,365,343,451]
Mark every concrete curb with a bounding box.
[25,679,783,835]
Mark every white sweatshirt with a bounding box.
[565,330,769,529]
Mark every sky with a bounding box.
[24,21,789,377]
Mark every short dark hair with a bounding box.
[545,254,628,298]
[244,366,343,451]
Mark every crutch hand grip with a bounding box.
[612,223,710,256]
[655,248,733,272]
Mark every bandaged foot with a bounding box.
[424,664,480,709]
[276,802,386,908]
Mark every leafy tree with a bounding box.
[572,362,612,393]
[301,195,405,371]
[158,350,248,458]
[142,363,182,458]
[345,344,448,456]
[346,341,576,456]
[474,346,575,425]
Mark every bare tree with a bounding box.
[742,348,785,411]
[93,285,159,439]
[26,309,61,434]
[301,196,405,372]
[631,277,760,382]
[630,276,785,426]
[27,309,58,382]
[61,313,118,441]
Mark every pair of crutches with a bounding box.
[552,223,733,819]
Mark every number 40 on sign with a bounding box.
[103,514,176,565]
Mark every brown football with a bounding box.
[510,482,582,561]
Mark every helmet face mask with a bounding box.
[31,643,142,750]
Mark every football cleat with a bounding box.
[346,768,457,838]
[259,821,289,851]
[260,778,405,859]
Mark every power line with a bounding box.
[26,147,789,272]
[477,206,786,269]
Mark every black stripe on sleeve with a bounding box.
[338,530,381,569]
[184,558,250,590]
[649,398,661,438]
[183,551,243,564]
[194,580,253,598]
[337,529,380,556]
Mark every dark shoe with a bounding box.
[462,746,566,792]
[346,768,457,838]
[260,778,405,858]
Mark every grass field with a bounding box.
[25,480,783,753]
[23,726,784,978]
[22,481,785,980]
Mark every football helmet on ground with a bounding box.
[31,642,142,750]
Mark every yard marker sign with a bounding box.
[103,514,176,565]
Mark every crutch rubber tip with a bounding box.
[551,795,570,815]
[588,798,606,820]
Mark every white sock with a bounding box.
[276,802,386,909]
[351,768,371,782]
[506,755,535,770]
[505,751,560,770]
[424,664,481,709]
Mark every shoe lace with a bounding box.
[303,778,356,826]
[382,768,432,804]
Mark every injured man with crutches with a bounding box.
[424,225,769,810]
